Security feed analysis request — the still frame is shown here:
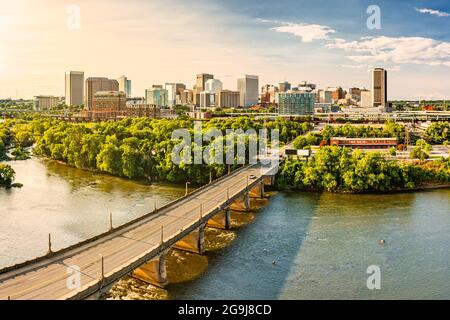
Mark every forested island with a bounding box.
[1,116,449,193]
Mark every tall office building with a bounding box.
[218,90,240,108]
[196,73,214,92]
[85,77,119,110]
[279,81,291,93]
[65,71,84,106]
[117,75,132,97]
[237,75,259,107]
[145,87,168,107]
[372,68,387,108]
[278,91,315,115]
[34,95,62,111]
[195,73,214,106]
[360,90,372,108]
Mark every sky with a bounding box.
[1,0,450,100]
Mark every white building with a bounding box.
[360,90,372,108]
[237,75,259,107]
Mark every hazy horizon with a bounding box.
[1,0,450,100]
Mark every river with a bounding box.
[1,158,449,299]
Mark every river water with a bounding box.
[1,158,449,299]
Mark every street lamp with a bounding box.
[185,182,191,196]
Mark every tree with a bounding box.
[0,164,15,188]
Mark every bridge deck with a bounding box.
[0,164,275,300]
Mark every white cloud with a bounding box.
[327,36,450,68]
[256,18,272,23]
[414,7,450,17]
[271,23,336,43]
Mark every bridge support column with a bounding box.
[131,250,168,287]
[263,175,275,187]
[249,181,265,198]
[173,223,206,254]
[207,207,232,230]
[230,192,250,212]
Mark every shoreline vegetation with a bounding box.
[1,117,449,194]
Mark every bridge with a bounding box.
[0,163,278,300]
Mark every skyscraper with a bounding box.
[278,81,291,93]
[195,73,214,106]
[278,92,315,115]
[145,87,168,107]
[85,77,119,110]
[237,75,259,107]
[65,71,84,106]
[117,75,132,97]
[196,73,214,92]
[372,68,387,108]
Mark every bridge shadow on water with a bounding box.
[166,191,321,300]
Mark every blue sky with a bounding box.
[1,0,450,99]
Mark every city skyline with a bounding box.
[1,0,450,100]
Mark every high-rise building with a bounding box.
[195,73,214,106]
[349,87,363,102]
[205,79,223,106]
[196,73,214,92]
[85,77,119,110]
[199,91,211,108]
[145,87,168,107]
[278,81,291,93]
[319,90,333,104]
[65,71,84,106]
[181,89,194,105]
[360,90,372,108]
[372,68,387,108]
[34,95,62,111]
[218,90,240,108]
[237,75,259,107]
[278,91,315,115]
[117,76,132,97]
[329,87,345,103]
[165,83,177,108]
[93,91,127,111]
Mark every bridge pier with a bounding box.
[207,207,232,230]
[263,175,275,187]
[230,192,251,212]
[131,249,169,287]
[173,223,206,254]
[249,181,265,198]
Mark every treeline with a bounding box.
[293,121,405,149]
[423,122,449,145]
[0,121,12,160]
[15,117,309,184]
[277,146,450,192]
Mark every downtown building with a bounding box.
[217,90,240,108]
[372,68,387,108]
[277,91,315,116]
[82,91,127,120]
[194,73,214,106]
[117,75,132,97]
[85,77,119,110]
[34,95,63,111]
[237,75,259,107]
[145,86,168,107]
[65,71,84,106]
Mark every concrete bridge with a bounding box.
[0,163,278,300]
